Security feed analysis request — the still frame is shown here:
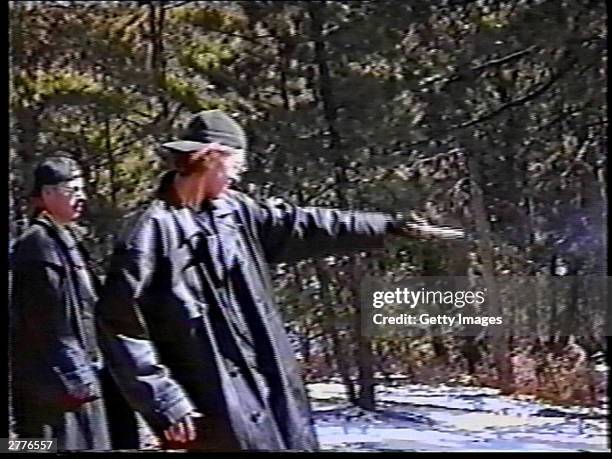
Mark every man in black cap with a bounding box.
[97,110,464,451]
[9,156,138,451]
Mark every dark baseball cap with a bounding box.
[161,110,247,153]
[31,156,82,196]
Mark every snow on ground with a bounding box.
[307,381,610,452]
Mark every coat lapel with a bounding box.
[172,206,225,288]
[32,217,99,356]
[33,217,98,304]
[65,228,100,305]
[213,197,241,272]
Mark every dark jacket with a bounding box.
[10,216,110,451]
[97,189,394,451]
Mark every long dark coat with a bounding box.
[97,188,393,451]
[10,216,111,451]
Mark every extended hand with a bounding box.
[163,411,203,444]
[394,213,465,240]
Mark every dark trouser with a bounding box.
[99,367,140,450]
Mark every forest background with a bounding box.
[8,0,608,411]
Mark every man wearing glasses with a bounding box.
[97,110,464,451]
[10,157,137,450]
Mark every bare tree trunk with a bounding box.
[157,3,168,119]
[350,255,376,410]
[149,1,168,119]
[308,2,340,148]
[315,261,357,404]
[330,331,357,404]
[104,112,117,208]
[549,254,559,345]
[308,1,346,207]
[595,165,608,364]
[422,244,451,367]
[467,153,514,394]
[597,166,607,269]
[448,239,482,374]
[309,2,363,405]
[278,39,291,111]
[559,258,582,348]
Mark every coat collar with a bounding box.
[172,207,209,243]
[33,214,78,250]
[156,171,235,242]
[170,194,236,243]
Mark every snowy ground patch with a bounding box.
[307,382,610,452]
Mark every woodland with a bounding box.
[9,0,608,412]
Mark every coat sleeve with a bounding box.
[10,237,100,407]
[239,194,398,264]
[96,216,195,432]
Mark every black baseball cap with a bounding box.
[161,110,247,153]
[31,156,82,196]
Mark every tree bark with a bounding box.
[351,256,376,410]
[308,1,347,206]
[548,254,559,345]
[308,2,340,149]
[559,258,582,347]
[315,260,357,404]
[148,1,168,119]
[278,40,291,111]
[467,152,514,394]
[309,2,364,406]
[104,116,117,208]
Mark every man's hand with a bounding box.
[59,385,100,411]
[393,212,466,240]
[163,411,203,444]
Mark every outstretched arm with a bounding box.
[237,194,465,263]
[251,197,394,263]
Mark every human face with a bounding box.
[41,176,87,224]
[200,146,246,199]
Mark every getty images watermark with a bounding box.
[360,276,610,338]
[371,286,500,327]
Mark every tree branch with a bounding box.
[455,55,592,131]
[423,45,538,88]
